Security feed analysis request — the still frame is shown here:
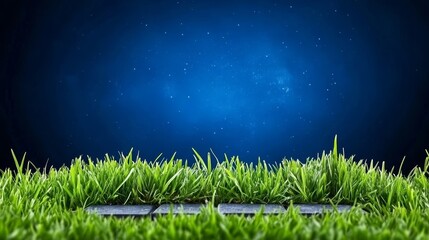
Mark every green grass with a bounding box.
[1,137,429,239]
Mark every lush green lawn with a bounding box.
[1,137,429,239]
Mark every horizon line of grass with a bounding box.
[1,136,429,239]
[1,137,429,213]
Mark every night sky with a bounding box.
[1,0,429,174]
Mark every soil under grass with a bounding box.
[1,138,429,239]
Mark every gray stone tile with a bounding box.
[218,204,286,215]
[85,205,156,217]
[152,204,206,216]
[292,204,353,215]
[84,203,362,218]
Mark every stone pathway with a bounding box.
[86,203,361,217]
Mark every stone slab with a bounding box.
[152,204,206,215]
[292,204,353,215]
[85,203,360,217]
[218,204,286,215]
[85,205,156,217]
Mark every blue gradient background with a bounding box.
[1,0,429,174]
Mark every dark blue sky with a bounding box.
[1,0,429,174]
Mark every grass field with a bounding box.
[1,137,429,239]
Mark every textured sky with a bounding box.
[1,0,429,173]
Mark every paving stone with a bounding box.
[85,205,156,217]
[292,204,353,215]
[85,203,361,218]
[218,204,286,216]
[152,204,206,216]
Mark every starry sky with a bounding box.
[1,0,429,174]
